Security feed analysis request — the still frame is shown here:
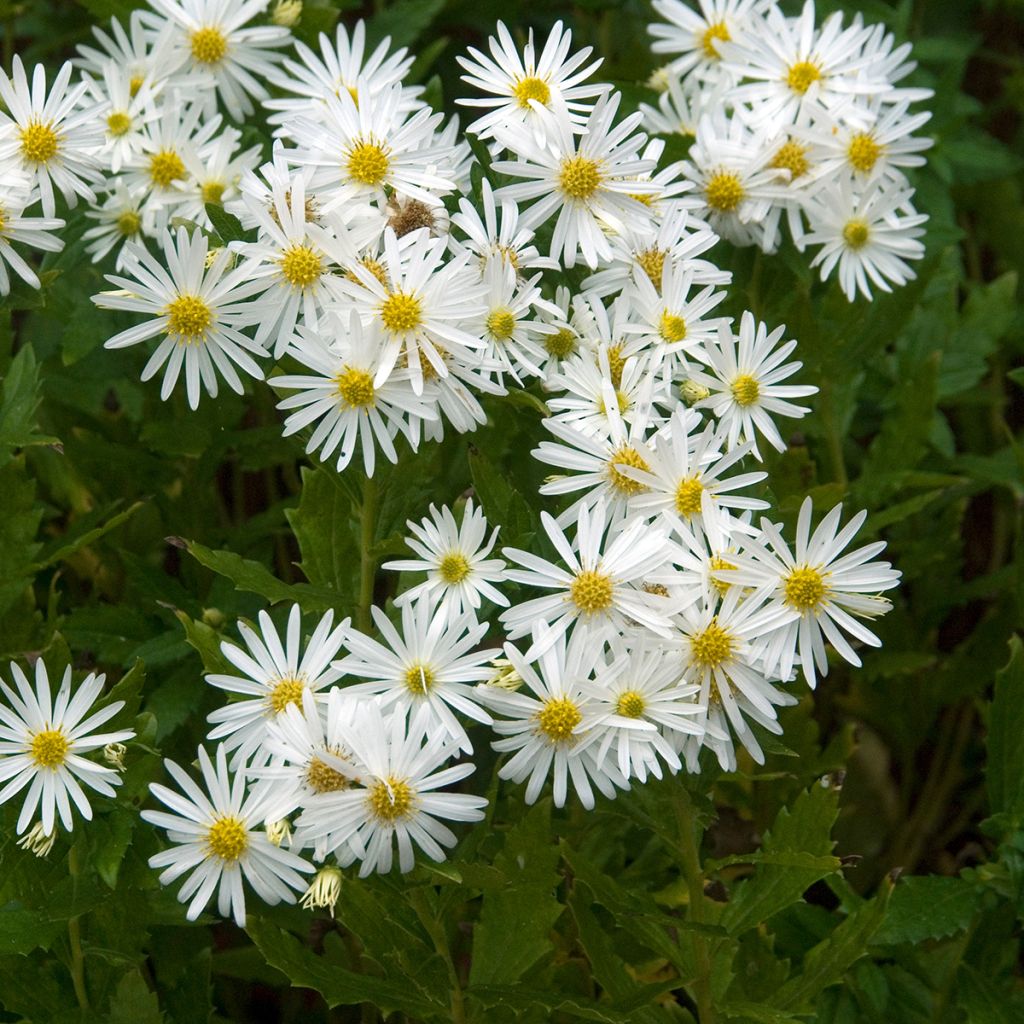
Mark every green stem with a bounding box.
[410,889,465,1024]
[67,845,90,1010]
[357,473,378,633]
[673,787,715,1024]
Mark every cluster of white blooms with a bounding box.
[644,0,931,298]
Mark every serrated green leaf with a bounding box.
[204,203,253,244]
[0,344,58,465]
[872,874,983,945]
[107,968,163,1024]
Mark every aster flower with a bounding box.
[82,59,163,174]
[0,661,134,837]
[0,198,65,296]
[83,185,154,269]
[173,128,262,230]
[143,744,312,926]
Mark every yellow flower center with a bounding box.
[269,677,305,713]
[19,120,59,164]
[675,477,704,517]
[513,75,552,108]
[438,552,471,583]
[636,247,666,287]
[191,26,228,65]
[486,308,516,341]
[279,244,322,288]
[306,756,350,794]
[598,389,630,417]
[842,218,870,250]
[771,140,810,179]
[847,133,882,173]
[700,20,731,59]
[165,294,213,342]
[367,777,415,822]
[149,149,185,188]
[607,444,650,496]
[607,345,626,388]
[730,373,761,406]
[30,728,69,768]
[570,569,614,614]
[403,662,435,696]
[615,690,646,718]
[380,291,422,333]
[129,74,144,97]
[347,141,390,186]
[106,111,132,137]
[709,554,736,596]
[786,60,822,94]
[690,620,733,667]
[705,170,745,212]
[559,155,602,200]
[659,311,687,343]
[784,566,827,610]
[544,328,577,359]
[206,815,248,860]
[537,697,582,742]
[116,210,141,237]
[334,366,376,409]
[201,180,225,205]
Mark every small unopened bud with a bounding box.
[486,657,523,691]
[103,742,127,770]
[271,0,302,26]
[646,65,673,92]
[202,607,225,629]
[265,818,293,847]
[17,821,56,858]
[301,865,343,914]
[679,379,710,405]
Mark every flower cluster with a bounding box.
[645,0,931,298]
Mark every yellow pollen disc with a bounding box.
[165,294,212,342]
[106,111,132,137]
[842,218,870,250]
[367,777,415,823]
[279,244,322,288]
[495,244,521,270]
[513,75,552,108]
[129,74,144,97]
[149,149,185,188]
[191,26,228,65]
[19,120,58,164]
[636,247,666,288]
[607,345,625,388]
[334,366,376,409]
[847,133,882,173]
[731,373,761,407]
[675,476,704,517]
[616,690,646,718]
[544,328,577,359]
[201,180,225,205]
[690,620,733,667]
[30,728,69,768]
[206,815,248,860]
[629,191,656,206]
[705,170,745,212]
[380,291,422,333]
[559,155,602,200]
[306,756,349,793]
[659,310,687,343]
[486,307,516,341]
[643,582,670,597]
[570,568,614,614]
[771,140,810,179]
[0,207,7,234]
[786,60,822,94]
[116,210,141,237]
[709,554,736,596]
[347,141,390,186]
[784,566,827,610]
[356,257,388,287]
[700,20,731,59]
[269,677,305,713]
[607,444,650,496]
[438,552,471,584]
[537,697,582,742]
[403,662,435,696]
[598,389,630,417]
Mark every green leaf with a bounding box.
[32,499,145,571]
[872,874,983,945]
[956,964,1024,1024]
[0,344,58,465]
[0,905,64,955]
[107,968,163,1024]
[365,0,445,49]
[987,637,1024,826]
[174,610,234,675]
[204,203,253,244]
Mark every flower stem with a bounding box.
[67,845,90,1010]
[410,888,465,1024]
[358,473,378,633]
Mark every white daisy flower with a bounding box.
[723,496,902,687]
[82,59,163,175]
[481,625,629,808]
[639,70,722,139]
[383,499,508,624]
[75,10,190,90]
[205,605,348,767]
[0,57,104,216]
[84,185,154,270]
[143,744,313,926]
[802,177,927,301]
[173,128,262,230]
[535,285,581,378]
[457,20,607,141]
[336,600,498,753]
[0,661,135,837]
[0,198,64,296]
[92,226,268,409]
[293,702,488,875]
[689,312,819,457]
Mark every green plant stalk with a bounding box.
[410,888,466,1024]
[67,844,90,1010]
[358,473,378,633]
